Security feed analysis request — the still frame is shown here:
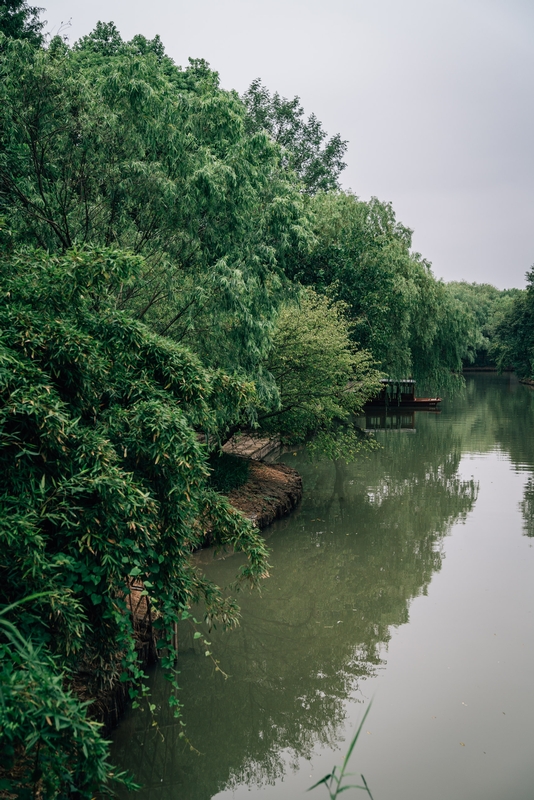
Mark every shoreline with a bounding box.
[226,459,302,530]
[85,456,303,733]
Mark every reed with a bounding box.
[308,703,375,799]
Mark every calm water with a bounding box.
[111,374,534,800]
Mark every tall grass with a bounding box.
[308,703,375,799]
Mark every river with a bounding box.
[111,373,534,800]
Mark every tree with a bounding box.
[73,20,124,55]
[259,289,381,458]
[242,78,348,194]
[0,32,309,416]
[446,281,521,367]
[493,270,534,377]
[0,246,269,796]
[0,0,44,45]
[285,191,473,393]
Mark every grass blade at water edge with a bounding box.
[308,702,374,798]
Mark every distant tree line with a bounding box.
[0,2,529,796]
[445,281,521,369]
[487,272,534,378]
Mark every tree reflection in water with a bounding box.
[111,374,534,800]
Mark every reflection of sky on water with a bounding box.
[111,374,534,800]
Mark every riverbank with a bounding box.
[226,459,302,529]
[81,455,302,733]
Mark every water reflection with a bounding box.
[520,479,534,537]
[440,373,534,465]
[439,374,534,536]
[111,374,534,799]
[357,410,419,431]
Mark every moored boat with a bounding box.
[365,379,441,409]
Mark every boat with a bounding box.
[364,379,441,409]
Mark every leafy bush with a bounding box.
[208,452,251,494]
[0,595,138,799]
[0,246,269,797]
[260,289,382,458]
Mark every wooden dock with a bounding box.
[222,434,281,461]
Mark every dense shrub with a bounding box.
[208,452,251,494]
[0,246,268,797]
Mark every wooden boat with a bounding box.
[364,379,441,409]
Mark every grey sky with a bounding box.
[41,0,534,288]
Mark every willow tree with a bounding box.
[0,0,45,44]
[285,191,474,393]
[493,270,534,377]
[446,281,521,367]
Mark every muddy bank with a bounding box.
[226,460,302,529]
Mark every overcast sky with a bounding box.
[40,0,534,289]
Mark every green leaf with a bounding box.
[307,774,332,791]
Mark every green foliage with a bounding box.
[492,272,534,377]
[208,452,251,494]
[0,246,269,795]
[285,191,472,393]
[259,289,382,457]
[0,595,139,799]
[0,32,308,395]
[446,281,521,367]
[74,20,126,55]
[0,0,44,45]
[243,78,348,194]
[0,20,473,406]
